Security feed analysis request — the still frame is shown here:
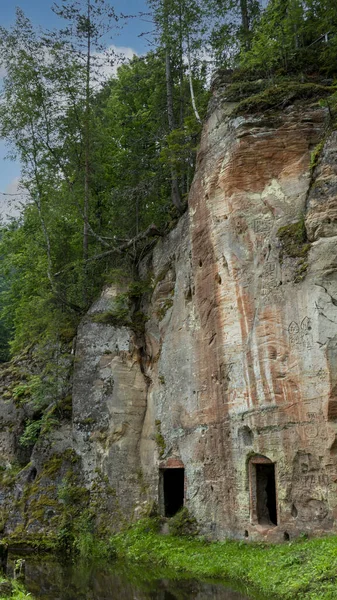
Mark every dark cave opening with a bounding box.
[27,467,37,483]
[256,463,277,526]
[162,468,185,517]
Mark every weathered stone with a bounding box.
[72,283,148,521]
[137,97,337,541]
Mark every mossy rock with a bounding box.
[91,310,129,327]
[169,507,199,537]
[222,79,269,102]
[278,219,310,260]
[277,219,311,282]
[233,82,334,115]
[154,420,166,458]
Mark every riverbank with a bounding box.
[111,519,337,600]
[3,518,337,600]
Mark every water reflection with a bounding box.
[8,557,252,600]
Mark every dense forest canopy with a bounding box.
[0,0,336,365]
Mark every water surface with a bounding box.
[8,556,253,600]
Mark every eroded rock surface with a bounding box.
[137,90,337,541]
[72,283,149,521]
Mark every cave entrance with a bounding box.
[256,463,277,526]
[161,468,185,517]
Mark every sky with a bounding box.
[0,0,150,220]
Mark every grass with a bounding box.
[0,575,33,599]
[111,519,337,600]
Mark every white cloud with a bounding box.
[93,44,138,85]
[0,177,27,222]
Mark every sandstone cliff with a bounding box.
[1,78,337,543]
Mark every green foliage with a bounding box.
[240,0,337,76]
[91,278,153,332]
[0,576,34,600]
[12,376,41,403]
[19,420,43,448]
[71,511,117,561]
[0,4,208,372]
[0,462,23,488]
[19,411,60,448]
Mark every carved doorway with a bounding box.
[160,468,185,517]
[250,456,278,527]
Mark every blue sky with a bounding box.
[0,0,150,218]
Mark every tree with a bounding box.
[147,0,210,210]
[50,0,118,266]
[240,0,337,75]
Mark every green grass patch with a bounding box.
[0,575,34,599]
[110,520,337,600]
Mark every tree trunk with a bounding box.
[83,0,91,303]
[165,43,184,213]
[239,0,250,49]
[165,46,175,132]
[186,32,201,124]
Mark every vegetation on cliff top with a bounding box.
[233,82,334,115]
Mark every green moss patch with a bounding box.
[233,82,334,115]
[222,79,269,102]
[169,507,199,537]
[277,219,311,282]
[310,138,326,171]
[154,420,166,458]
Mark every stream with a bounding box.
[7,555,254,600]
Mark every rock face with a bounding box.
[129,88,337,541]
[2,81,337,543]
[70,83,337,542]
[72,284,148,521]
